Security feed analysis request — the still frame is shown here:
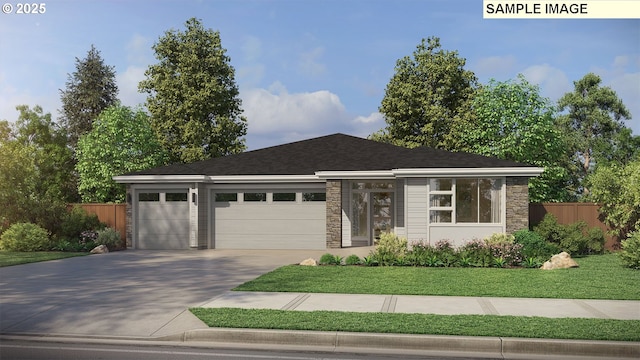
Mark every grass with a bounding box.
[234,254,640,300]
[0,251,87,267]
[190,308,640,341]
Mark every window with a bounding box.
[302,192,326,201]
[139,192,159,202]
[273,192,296,202]
[429,178,502,224]
[215,193,237,202]
[351,182,394,190]
[244,192,266,202]
[166,192,188,202]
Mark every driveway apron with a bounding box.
[0,250,313,337]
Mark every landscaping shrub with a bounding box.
[345,254,361,266]
[0,222,51,251]
[533,213,605,256]
[513,229,559,260]
[56,206,104,240]
[405,241,436,266]
[483,233,523,266]
[370,232,407,266]
[95,227,122,249]
[434,239,456,267]
[619,231,640,269]
[319,253,338,265]
[457,238,491,267]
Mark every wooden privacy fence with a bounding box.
[529,203,618,250]
[70,204,127,243]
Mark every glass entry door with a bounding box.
[351,188,394,245]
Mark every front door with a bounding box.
[351,189,394,245]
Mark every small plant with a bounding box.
[425,254,443,267]
[333,255,344,265]
[513,229,559,260]
[0,222,51,251]
[619,231,640,269]
[521,257,543,268]
[345,254,362,266]
[96,228,121,250]
[370,232,407,266]
[362,256,378,266]
[485,233,515,246]
[319,253,337,265]
[459,256,472,267]
[492,256,507,268]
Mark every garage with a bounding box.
[212,189,326,249]
[136,190,190,249]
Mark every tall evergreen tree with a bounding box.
[373,37,477,150]
[59,45,119,148]
[557,73,632,196]
[139,17,247,164]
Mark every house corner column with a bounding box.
[125,184,133,248]
[506,177,529,234]
[326,180,342,248]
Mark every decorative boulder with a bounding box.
[299,258,317,266]
[541,251,578,270]
[90,244,109,254]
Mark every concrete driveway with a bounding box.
[0,249,341,338]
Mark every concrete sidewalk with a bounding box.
[199,291,640,320]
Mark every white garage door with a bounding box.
[137,190,190,249]
[212,190,326,249]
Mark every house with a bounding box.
[113,133,543,250]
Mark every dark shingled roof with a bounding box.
[125,133,533,176]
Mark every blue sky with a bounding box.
[1,0,638,150]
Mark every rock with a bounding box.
[299,258,317,266]
[541,251,578,270]
[90,244,109,254]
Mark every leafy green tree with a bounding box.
[60,45,119,148]
[557,73,632,195]
[373,36,477,150]
[587,158,640,240]
[139,17,247,164]
[0,105,70,234]
[456,75,572,202]
[76,104,167,203]
[13,105,78,202]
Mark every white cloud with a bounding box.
[116,66,146,108]
[521,64,572,101]
[298,47,327,77]
[0,71,62,122]
[240,82,383,149]
[472,55,518,80]
[126,34,152,65]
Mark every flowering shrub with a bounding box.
[458,238,492,267]
[485,240,523,266]
[370,232,407,266]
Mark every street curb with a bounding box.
[157,328,640,359]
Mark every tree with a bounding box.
[557,73,632,195]
[0,105,71,234]
[587,158,640,240]
[13,105,78,202]
[60,45,119,148]
[76,104,167,203]
[373,37,477,150]
[139,17,247,164]
[455,75,572,202]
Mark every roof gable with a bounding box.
[125,133,534,177]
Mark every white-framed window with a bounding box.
[429,178,502,224]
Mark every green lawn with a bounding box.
[190,308,640,341]
[234,254,640,300]
[192,254,640,341]
[0,251,87,267]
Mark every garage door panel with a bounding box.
[137,190,190,249]
[213,190,326,250]
[214,234,325,250]
[215,219,326,235]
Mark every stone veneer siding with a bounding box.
[125,184,133,248]
[506,177,529,234]
[326,180,342,248]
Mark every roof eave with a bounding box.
[112,175,208,184]
[392,167,545,177]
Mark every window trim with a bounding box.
[428,177,504,225]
